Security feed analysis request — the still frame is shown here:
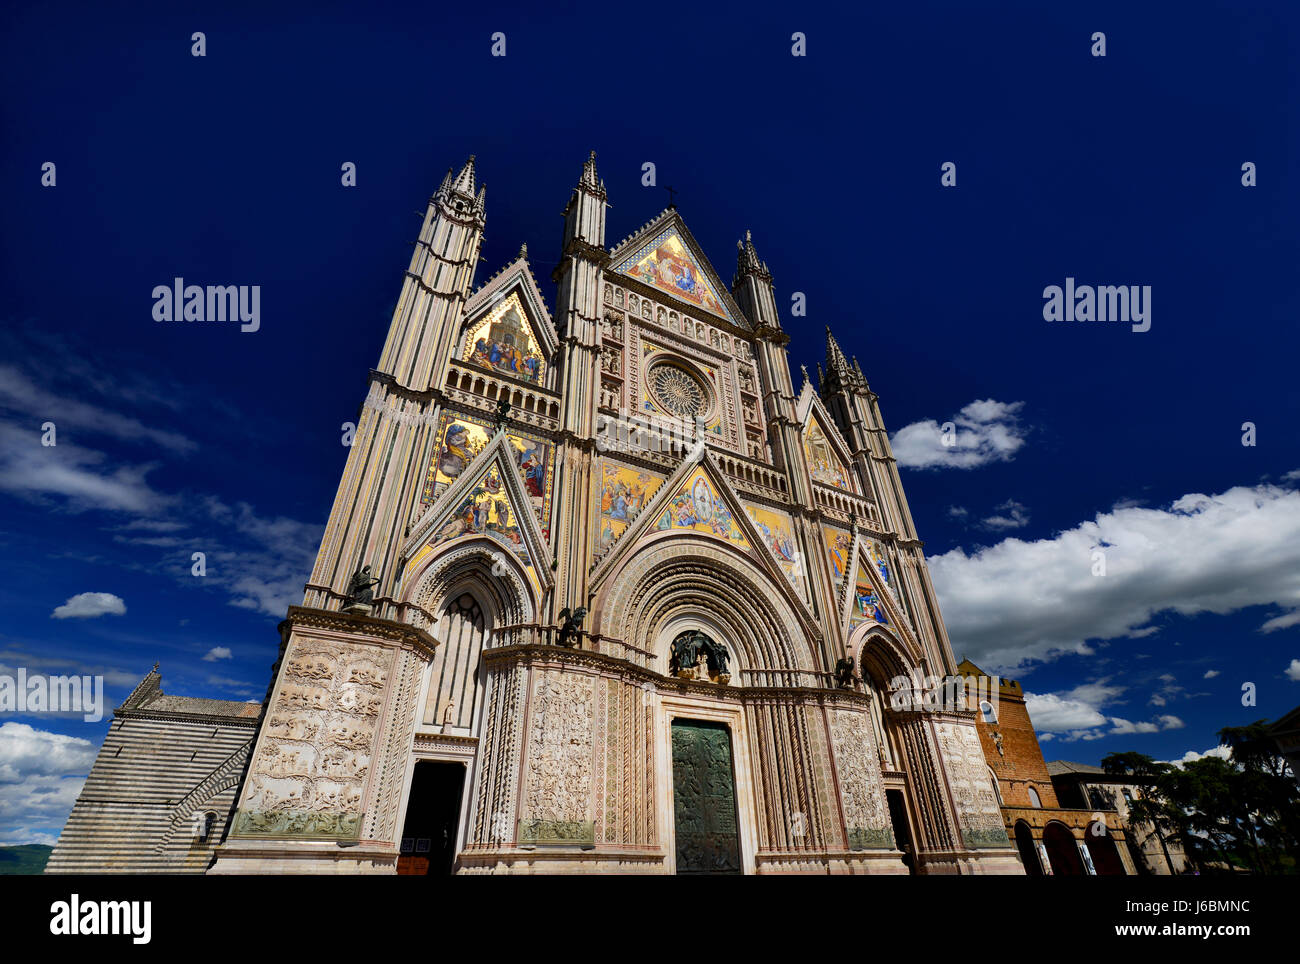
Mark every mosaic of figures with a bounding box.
[848,560,890,628]
[616,229,728,319]
[654,469,749,547]
[823,525,853,584]
[462,292,547,385]
[804,417,852,490]
[428,463,535,572]
[597,462,665,550]
[744,502,805,596]
[423,413,552,528]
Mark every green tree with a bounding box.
[1104,722,1300,874]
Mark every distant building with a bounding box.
[1048,760,1186,875]
[957,659,1136,875]
[1267,704,1300,787]
[45,667,259,873]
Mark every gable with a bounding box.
[847,559,891,630]
[588,451,822,639]
[422,412,555,536]
[652,466,750,548]
[610,223,738,325]
[461,290,549,385]
[404,431,553,597]
[804,412,854,491]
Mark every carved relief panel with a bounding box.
[233,638,394,840]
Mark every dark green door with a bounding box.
[671,719,742,874]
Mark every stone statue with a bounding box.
[557,606,587,647]
[670,632,701,675]
[345,565,380,608]
[703,637,730,676]
[834,657,857,688]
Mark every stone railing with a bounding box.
[492,623,658,670]
[443,361,561,432]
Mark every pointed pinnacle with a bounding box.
[452,155,477,195]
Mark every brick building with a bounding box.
[956,659,1135,875]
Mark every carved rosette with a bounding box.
[232,639,392,839]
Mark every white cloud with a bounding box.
[0,723,96,846]
[0,722,96,784]
[891,399,1026,470]
[1286,659,1300,682]
[0,422,170,514]
[1203,669,1220,679]
[982,499,1030,531]
[201,646,233,662]
[1263,609,1300,633]
[0,365,195,454]
[947,506,969,521]
[929,479,1300,672]
[1110,715,1184,735]
[1027,679,1185,743]
[1164,745,1233,767]
[1026,691,1108,732]
[50,592,126,620]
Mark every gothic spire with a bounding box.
[452,155,477,195]
[824,327,868,396]
[735,229,772,285]
[580,150,602,192]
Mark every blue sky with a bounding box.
[1,1,1297,844]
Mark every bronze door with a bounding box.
[671,719,742,874]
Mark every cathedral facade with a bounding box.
[206,152,1021,875]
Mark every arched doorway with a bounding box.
[1042,821,1085,875]
[1014,820,1042,875]
[1085,821,1127,875]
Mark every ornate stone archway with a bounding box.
[595,534,820,682]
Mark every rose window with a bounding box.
[650,365,708,417]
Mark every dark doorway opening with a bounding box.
[398,761,465,875]
[885,789,916,874]
[1014,820,1042,875]
[1042,820,1085,875]
[1085,823,1127,875]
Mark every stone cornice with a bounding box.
[280,605,440,661]
[482,643,869,706]
[113,707,262,727]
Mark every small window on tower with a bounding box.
[979,699,997,724]
[1027,787,1042,809]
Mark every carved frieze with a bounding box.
[935,719,1009,850]
[830,710,894,850]
[231,639,393,840]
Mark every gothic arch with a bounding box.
[850,624,922,687]
[401,539,536,733]
[594,534,817,676]
[401,538,535,633]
